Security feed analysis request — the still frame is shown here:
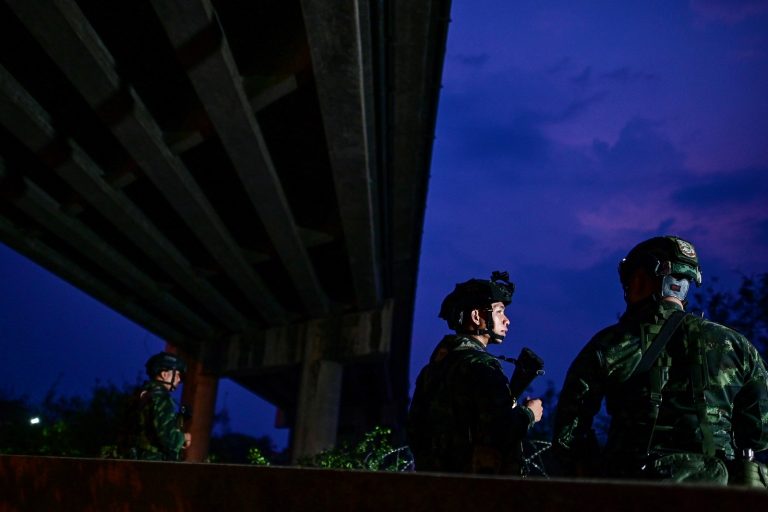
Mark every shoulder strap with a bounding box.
[632,310,687,376]
[689,335,716,457]
[636,309,687,457]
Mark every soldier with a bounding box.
[407,271,543,474]
[119,351,192,461]
[553,235,768,483]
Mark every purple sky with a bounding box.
[410,0,768,396]
[2,1,767,449]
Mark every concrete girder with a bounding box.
[0,64,249,332]
[301,0,382,309]
[150,0,330,317]
[6,0,287,323]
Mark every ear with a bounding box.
[470,309,483,326]
[627,267,657,303]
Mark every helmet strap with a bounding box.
[459,308,505,343]
[157,369,179,391]
[480,309,505,343]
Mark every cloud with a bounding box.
[593,118,686,178]
[461,113,552,163]
[672,167,768,207]
[571,66,592,86]
[435,40,768,276]
[552,91,610,123]
[601,67,657,83]
[690,0,768,25]
[450,53,490,68]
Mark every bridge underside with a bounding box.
[0,0,450,458]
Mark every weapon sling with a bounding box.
[630,310,687,457]
[632,310,686,375]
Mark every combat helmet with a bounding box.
[618,235,702,301]
[439,271,515,342]
[145,352,187,380]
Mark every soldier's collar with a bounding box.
[453,334,487,351]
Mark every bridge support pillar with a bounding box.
[291,321,343,462]
[167,344,219,462]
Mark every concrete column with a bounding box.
[180,357,219,462]
[291,321,343,462]
[166,344,219,463]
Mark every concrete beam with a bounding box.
[4,176,216,338]
[6,0,286,322]
[301,0,382,309]
[0,64,249,332]
[0,214,186,344]
[247,75,299,113]
[150,0,330,317]
[217,301,393,376]
[389,1,449,267]
[386,0,451,427]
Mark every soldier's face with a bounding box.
[158,369,183,389]
[489,301,509,338]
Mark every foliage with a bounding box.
[0,393,38,455]
[691,273,768,358]
[0,380,138,457]
[298,426,412,471]
[0,379,271,462]
[207,432,285,465]
[247,446,270,466]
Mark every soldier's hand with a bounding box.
[183,433,192,449]
[523,398,543,423]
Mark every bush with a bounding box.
[297,426,413,471]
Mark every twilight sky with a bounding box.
[1,1,767,448]
[410,0,768,397]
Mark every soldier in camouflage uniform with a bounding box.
[407,272,543,474]
[120,352,191,461]
[553,236,768,483]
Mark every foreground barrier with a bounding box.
[1,454,765,511]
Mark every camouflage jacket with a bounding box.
[121,380,185,461]
[407,334,535,474]
[553,298,768,477]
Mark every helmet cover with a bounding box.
[439,271,515,330]
[618,235,702,287]
[145,352,187,378]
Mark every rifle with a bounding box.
[497,347,545,402]
[178,404,193,428]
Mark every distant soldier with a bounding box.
[407,272,543,474]
[553,236,768,483]
[119,352,191,461]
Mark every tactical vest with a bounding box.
[118,382,180,461]
[603,311,721,468]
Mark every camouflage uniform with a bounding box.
[122,380,186,461]
[553,297,768,482]
[407,334,535,474]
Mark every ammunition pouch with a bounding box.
[727,459,768,489]
[646,453,728,484]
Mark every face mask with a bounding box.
[661,274,690,301]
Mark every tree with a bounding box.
[0,392,39,454]
[0,380,286,463]
[691,273,768,358]
[37,380,139,457]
